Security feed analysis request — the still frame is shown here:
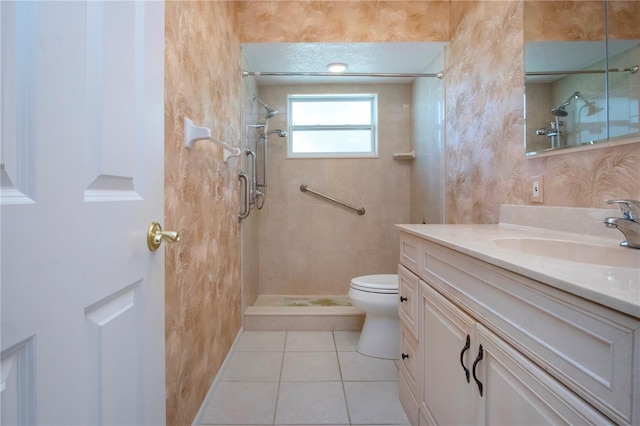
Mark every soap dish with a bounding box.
[392,150,415,160]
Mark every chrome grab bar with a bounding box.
[300,184,365,216]
[239,172,250,220]
[245,149,257,205]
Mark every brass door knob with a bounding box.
[147,222,180,251]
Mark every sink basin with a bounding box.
[492,238,640,268]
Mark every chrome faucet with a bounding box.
[603,199,640,249]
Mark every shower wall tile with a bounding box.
[356,249,396,276]
[165,2,242,425]
[381,203,412,249]
[256,84,411,295]
[525,83,554,153]
[323,160,384,205]
[260,203,314,251]
[307,204,360,251]
[236,1,449,43]
[309,249,363,294]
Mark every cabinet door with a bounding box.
[420,281,476,426]
[474,324,613,425]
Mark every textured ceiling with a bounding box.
[241,42,446,84]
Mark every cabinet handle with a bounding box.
[402,353,409,360]
[471,344,484,397]
[400,296,407,302]
[459,334,471,383]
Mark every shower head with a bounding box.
[253,94,279,119]
[577,95,603,117]
[550,107,569,117]
[264,129,287,137]
[550,91,581,117]
[265,106,279,119]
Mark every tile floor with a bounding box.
[198,330,410,426]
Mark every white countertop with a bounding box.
[396,223,640,318]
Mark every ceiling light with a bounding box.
[327,63,348,73]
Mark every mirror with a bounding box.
[524,0,639,156]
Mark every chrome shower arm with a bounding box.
[252,94,278,119]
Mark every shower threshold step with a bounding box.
[244,295,364,331]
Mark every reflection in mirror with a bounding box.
[525,41,607,154]
[608,41,640,140]
[523,0,640,157]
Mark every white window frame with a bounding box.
[287,94,378,158]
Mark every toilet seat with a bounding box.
[350,274,398,294]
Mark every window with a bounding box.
[288,94,378,158]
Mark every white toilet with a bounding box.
[348,274,400,359]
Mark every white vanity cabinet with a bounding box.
[398,229,640,425]
[420,281,609,425]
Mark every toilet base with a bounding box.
[357,314,400,359]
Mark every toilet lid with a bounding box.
[350,274,398,294]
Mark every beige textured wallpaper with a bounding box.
[524,0,605,42]
[445,1,527,223]
[237,0,449,43]
[525,0,640,42]
[608,1,640,40]
[164,2,243,424]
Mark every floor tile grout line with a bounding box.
[271,331,289,425]
[334,331,353,426]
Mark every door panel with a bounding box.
[0,0,36,204]
[84,1,142,202]
[85,283,142,425]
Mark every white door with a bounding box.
[1,1,166,425]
